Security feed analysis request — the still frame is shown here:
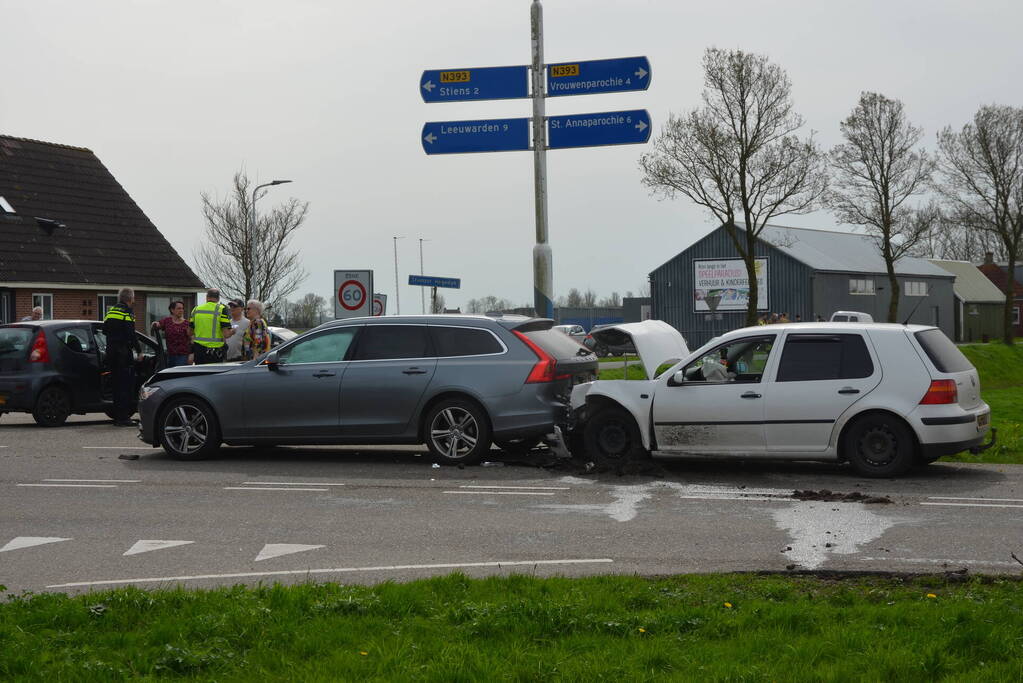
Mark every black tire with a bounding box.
[157,397,221,460]
[583,406,648,464]
[33,386,71,427]
[425,399,491,465]
[494,436,542,455]
[843,414,915,478]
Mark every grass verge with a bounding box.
[2,574,1021,680]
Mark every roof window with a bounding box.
[0,196,15,214]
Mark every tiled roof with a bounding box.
[978,263,1023,296]
[0,135,204,289]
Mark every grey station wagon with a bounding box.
[137,315,597,464]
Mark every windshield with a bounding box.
[0,327,32,357]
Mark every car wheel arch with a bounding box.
[583,393,653,450]
[417,391,493,441]
[836,409,920,463]
[155,391,223,435]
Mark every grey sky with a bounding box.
[3,0,1021,313]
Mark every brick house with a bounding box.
[977,253,1023,338]
[0,135,204,329]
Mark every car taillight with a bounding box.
[28,330,50,363]
[512,330,570,383]
[920,379,957,405]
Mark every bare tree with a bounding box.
[465,295,513,314]
[285,292,327,329]
[194,171,309,309]
[828,92,936,322]
[581,288,598,308]
[640,48,827,325]
[430,292,446,314]
[564,288,583,308]
[599,291,622,307]
[915,212,1006,262]
[936,105,1023,343]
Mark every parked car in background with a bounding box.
[584,323,637,357]
[553,324,587,345]
[138,315,597,464]
[831,311,874,323]
[269,326,298,348]
[0,320,163,426]
[571,322,993,478]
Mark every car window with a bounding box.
[914,329,972,373]
[776,334,873,382]
[522,328,590,359]
[430,326,503,357]
[352,325,430,361]
[0,328,33,357]
[281,328,357,364]
[683,335,775,383]
[57,327,93,353]
[137,333,158,358]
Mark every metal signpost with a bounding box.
[333,270,374,319]
[419,0,651,319]
[408,275,461,315]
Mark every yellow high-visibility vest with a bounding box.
[190,301,230,348]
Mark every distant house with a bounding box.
[977,253,1023,338]
[650,223,955,348]
[928,260,1006,342]
[0,135,203,328]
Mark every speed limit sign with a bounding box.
[372,293,387,316]
[333,270,374,319]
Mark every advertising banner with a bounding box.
[693,259,768,312]
[334,270,374,319]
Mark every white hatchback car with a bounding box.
[571,322,994,477]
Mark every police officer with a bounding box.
[103,287,141,426]
[190,288,234,364]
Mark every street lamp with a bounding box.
[393,236,406,314]
[250,179,292,299]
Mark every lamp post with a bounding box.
[250,179,292,299]
[393,236,406,314]
[419,238,430,313]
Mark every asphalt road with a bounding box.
[2,412,1021,595]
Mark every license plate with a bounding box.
[977,412,989,428]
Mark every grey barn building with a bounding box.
[650,223,955,348]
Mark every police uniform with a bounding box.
[190,300,232,364]
[102,303,140,424]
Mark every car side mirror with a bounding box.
[263,350,281,370]
[669,370,686,387]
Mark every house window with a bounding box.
[32,293,53,320]
[905,281,928,297]
[98,294,119,319]
[849,278,875,295]
[1014,307,1021,326]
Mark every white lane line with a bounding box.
[459,485,570,491]
[124,540,194,556]
[44,479,140,483]
[241,482,346,487]
[444,491,556,496]
[224,487,329,492]
[0,445,9,448]
[82,446,151,450]
[1,536,72,552]
[255,543,325,562]
[17,484,118,488]
[927,496,1023,503]
[860,556,1019,568]
[921,502,1023,509]
[46,558,615,589]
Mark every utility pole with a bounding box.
[530,0,553,319]
[393,236,405,314]
[419,238,429,313]
[250,179,292,300]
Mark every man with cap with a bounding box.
[224,298,250,361]
[189,288,234,364]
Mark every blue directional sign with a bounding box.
[421,65,529,103]
[547,109,651,150]
[421,117,529,155]
[546,56,650,97]
[409,275,461,289]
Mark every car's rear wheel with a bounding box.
[33,386,71,427]
[494,436,541,455]
[425,399,491,465]
[158,397,221,460]
[583,407,647,464]
[844,414,915,478]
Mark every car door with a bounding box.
[764,332,881,453]
[340,324,437,436]
[242,326,360,437]
[652,334,776,455]
[53,326,103,408]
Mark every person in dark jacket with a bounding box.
[102,287,141,426]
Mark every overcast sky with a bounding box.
[4,0,1021,313]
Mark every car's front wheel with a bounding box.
[158,397,221,460]
[843,414,915,478]
[583,406,647,464]
[33,386,71,427]
[425,399,491,465]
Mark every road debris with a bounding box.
[792,489,893,504]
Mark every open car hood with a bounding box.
[590,320,689,378]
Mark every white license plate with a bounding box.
[977,412,989,428]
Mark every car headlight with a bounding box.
[139,385,162,402]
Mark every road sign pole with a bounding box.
[530,0,553,319]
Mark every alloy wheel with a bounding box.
[429,407,480,460]
[162,403,209,455]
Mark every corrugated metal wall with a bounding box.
[555,307,623,331]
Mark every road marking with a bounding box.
[927,496,1023,503]
[459,485,570,490]
[1,536,72,553]
[860,556,1019,568]
[124,540,194,556]
[921,502,1023,509]
[241,481,346,487]
[44,479,140,483]
[82,446,151,450]
[255,543,326,562]
[224,487,328,492]
[444,491,557,496]
[17,484,118,488]
[45,558,615,589]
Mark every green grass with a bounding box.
[2,574,1021,680]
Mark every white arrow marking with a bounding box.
[123,540,194,556]
[635,67,648,79]
[422,80,436,92]
[254,543,325,562]
[423,132,437,144]
[635,120,648,133]
[0,536,71,553]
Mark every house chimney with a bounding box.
[984,251,994,265]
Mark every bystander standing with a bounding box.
[152,300,192,367]
[224,298,249,361]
